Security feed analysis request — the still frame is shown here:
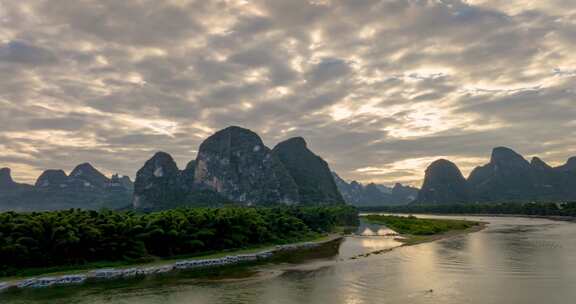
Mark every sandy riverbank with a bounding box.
[398,221,488,245]
[349,222,487,260]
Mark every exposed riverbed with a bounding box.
[3,215,576,304]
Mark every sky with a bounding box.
[1,0,575,187]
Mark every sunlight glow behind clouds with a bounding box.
[1,0,576,187]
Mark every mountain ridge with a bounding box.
[416,147,576,204]
[131,126,344,210]
[333,172,418,206]
[0,164,133,211]
[4,137,575,211]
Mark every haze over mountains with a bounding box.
[131,127,418,210]
[416,147,576,204]
[2,128,576,211]
[0,164,133,211]
[333,172,418,206]
[0,126,349,211]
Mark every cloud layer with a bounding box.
[1,0,575,186]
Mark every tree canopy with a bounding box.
[0,206,358,277]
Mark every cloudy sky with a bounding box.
[1,0,576,187]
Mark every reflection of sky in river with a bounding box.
[4,216,576,304]
[357,221,398,236]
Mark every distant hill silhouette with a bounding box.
[416,147,576,204]
[0,164,133,211]
[4,138,574,211]
[332,172,418,206]
[273,137,344,205]
[415,159,469,204]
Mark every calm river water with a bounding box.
[4,215,576,304]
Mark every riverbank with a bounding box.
[0,206,359,278]
[3,215,571,304]
[397,221,487,246]
[349,215,486,259]
[380,212,576,223]
[0,234,344,293]
[362,214,483,235]
[453,213,576,223]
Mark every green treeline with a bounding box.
[359,202,576,216]
[0,206,358,277]
[363,215,478,235]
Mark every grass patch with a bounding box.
[362,215,480,236]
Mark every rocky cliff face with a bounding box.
[194,126,299,205]
[416,159,469,204]
[35,170,70,189]
[179,160,196,194]
[131,152,233,210]
[529,157,563,199]
[333,172,418,206]
[132,126,352,210]
[272,137,343,205]
[70,163,111,189]
[468,147,536,201]
[133,152,185,210]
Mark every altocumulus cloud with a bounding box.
[0,0,575,187]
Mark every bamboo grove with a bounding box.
[0,206,358,276]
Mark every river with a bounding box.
[3,215,576,304]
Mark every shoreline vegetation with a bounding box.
[0,206,358,292]
[0,233,344,293]
[1,233,338,280]
[0,211,489,293]
[361,214,485,246]
[358,202,576,218]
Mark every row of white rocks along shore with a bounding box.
[0,239,333,292]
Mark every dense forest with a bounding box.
[0,206,358,277]
[359,202,576,217]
